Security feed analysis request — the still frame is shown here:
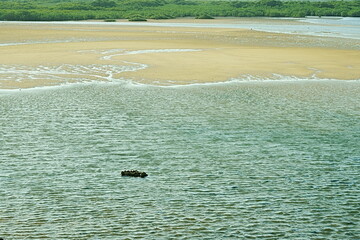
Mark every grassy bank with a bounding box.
[0,0,359,21]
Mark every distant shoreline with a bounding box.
[2,17,359,40]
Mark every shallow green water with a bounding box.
[0,80,359,239]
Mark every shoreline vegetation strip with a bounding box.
[0,0,359,22]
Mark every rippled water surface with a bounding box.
[0,81,359,239]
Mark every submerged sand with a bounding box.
[0,19,359,89]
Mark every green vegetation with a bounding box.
[0,0,359,21]
[128,14,147,21]
[196,14,215,19]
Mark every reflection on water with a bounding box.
[1,81,359,239]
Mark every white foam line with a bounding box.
[1,76,359,93]
[102,49,202,60]
[0,39,75,47]
[125,76,360,89]
[123,49,201,55]
[0,62,149,91]
[0,80,116,94]
[228,75,360,84]
[101,49,126,54]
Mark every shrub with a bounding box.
[128,15,147,21]
[195,14,214,19]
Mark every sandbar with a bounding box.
[0,19,359,89]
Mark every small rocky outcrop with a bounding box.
[121,170,148,178]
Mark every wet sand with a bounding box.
[0,19,359,88]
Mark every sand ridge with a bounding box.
[0,20,359,89]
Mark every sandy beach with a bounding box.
[0,19,359,88]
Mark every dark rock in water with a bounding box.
[121,170,148,178]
